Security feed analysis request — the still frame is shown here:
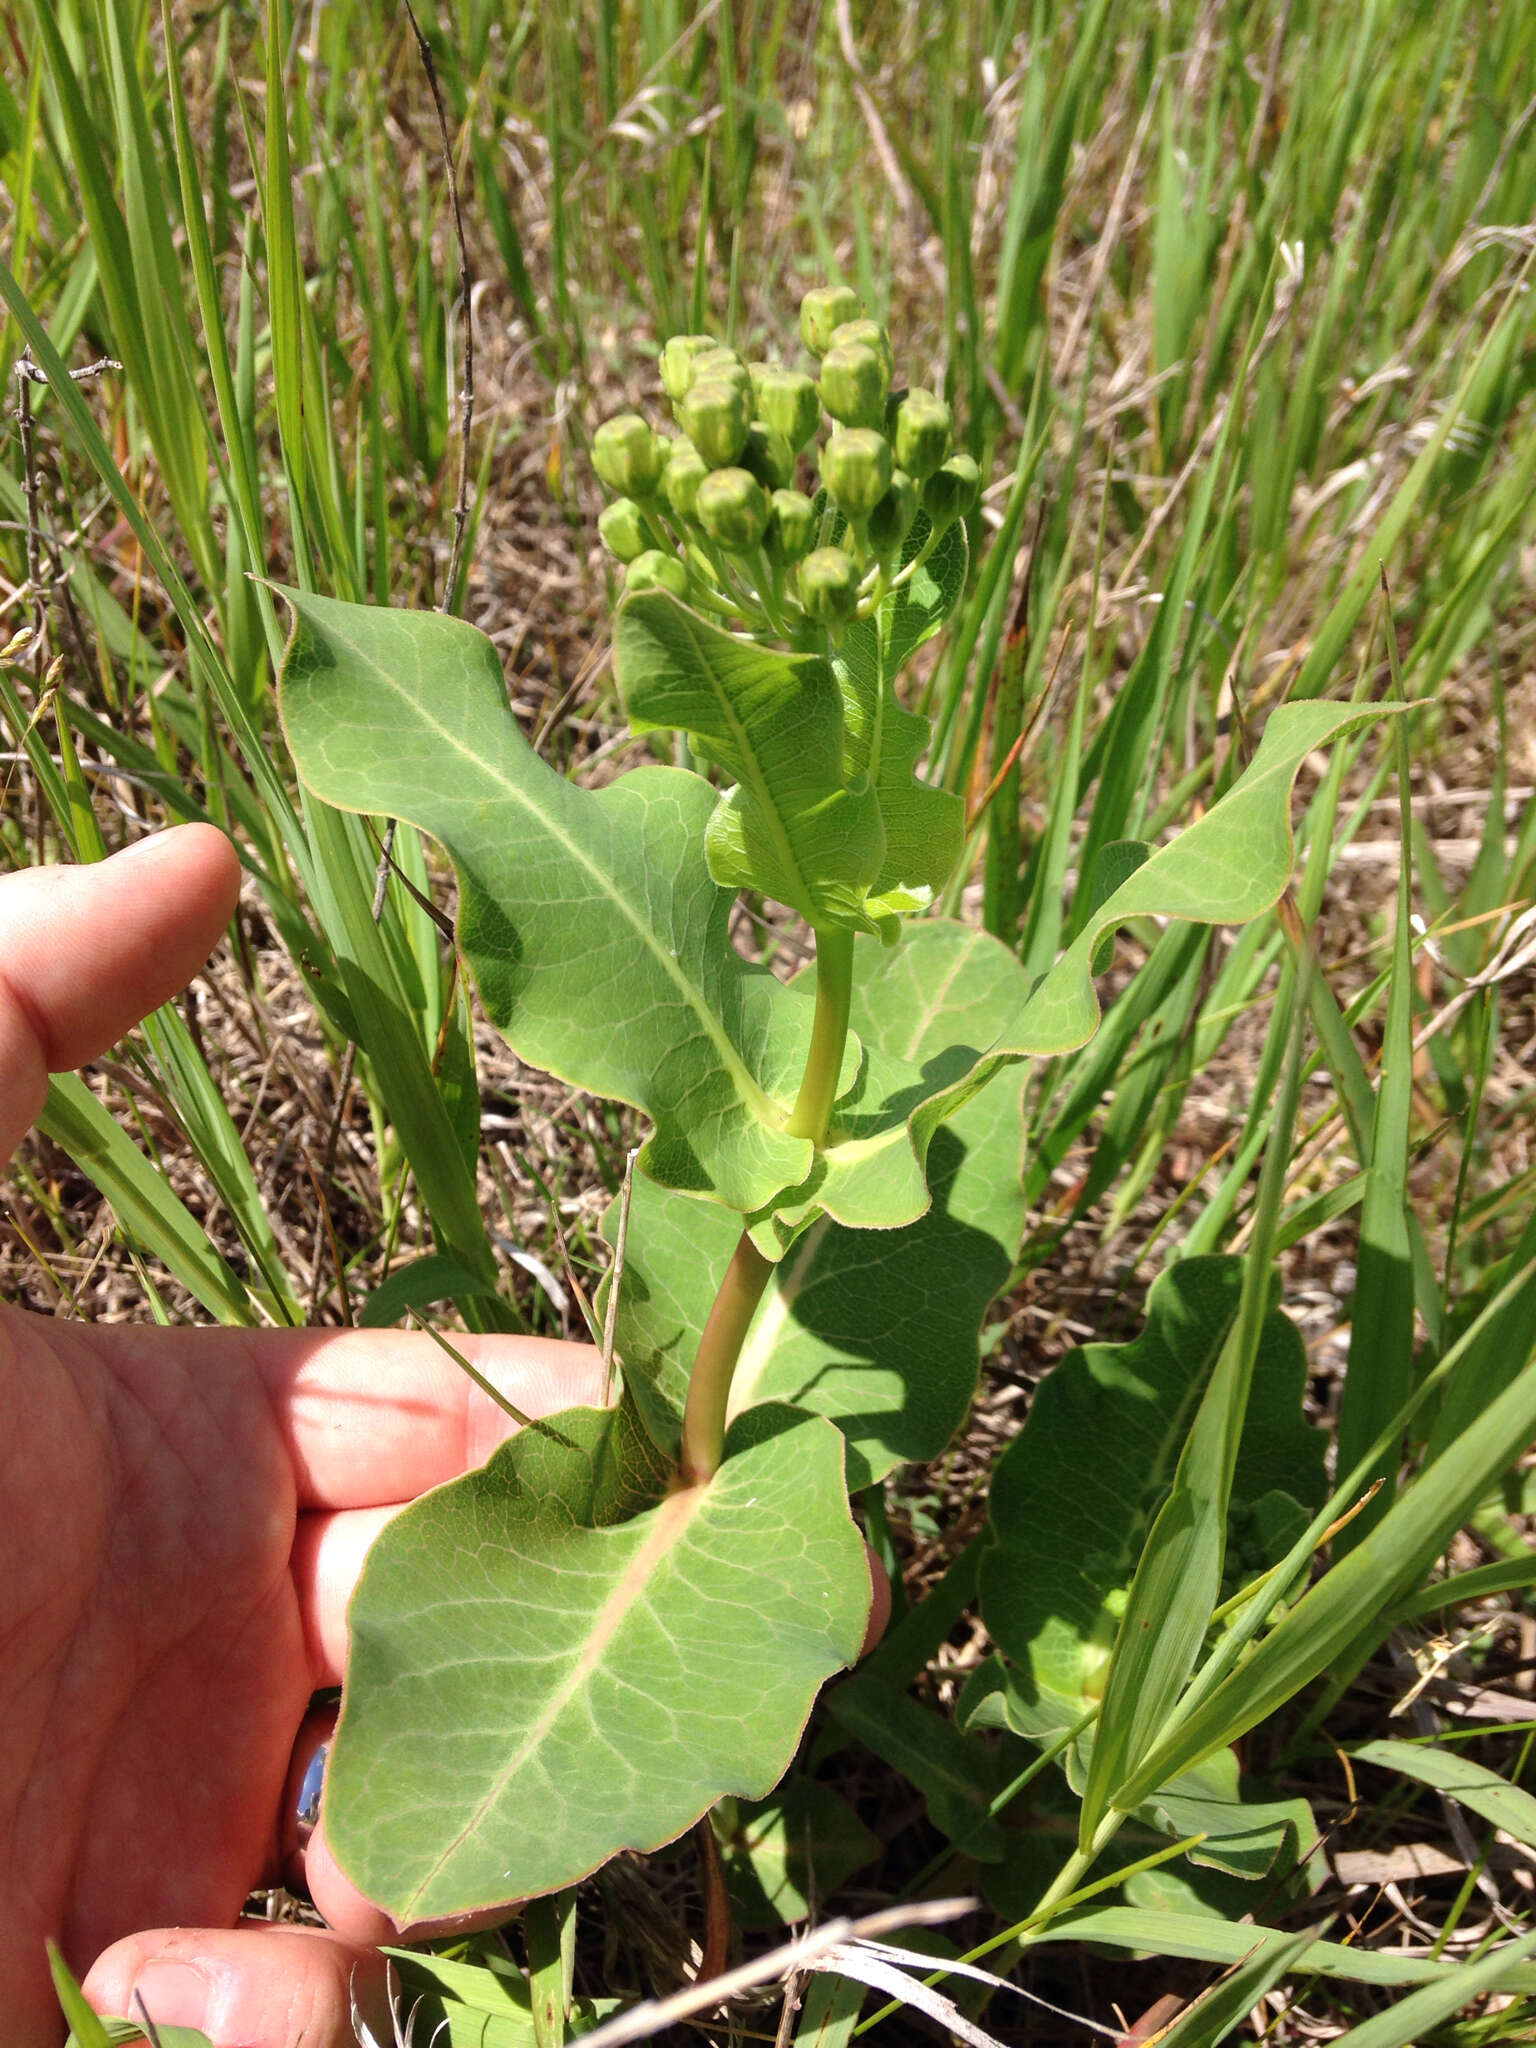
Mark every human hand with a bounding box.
[0,827,602,2047]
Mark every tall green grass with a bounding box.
[3,0,1535,2032]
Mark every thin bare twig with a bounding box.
[600,1146,638,1407]
[573,1899,975,2048]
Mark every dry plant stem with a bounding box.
[679,926,855,1483]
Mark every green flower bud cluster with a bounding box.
[591,291,978,639]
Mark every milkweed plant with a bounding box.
[274,286,1388,1929]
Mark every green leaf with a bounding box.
[826,1671,1018,1857]
[606,1070,1025,1487]
[715,1781,880,1927]
[1350,1738,1536,1852]
[982,1258,1325,1712]
[1153,1925,1326,2048]
[1324,1928,1536,2048]
[832,514,968,920]
[758,919,1033,1244]
[276,588,817,1215]
[359,1253,504,1328]
[1023,1908,1536,1992]
[1003,703,1403,1057]
[385,1949,536,2048]
[325,1397,869,1923]
[1113,1343,1536,1810]
[1137,1749,1314,1883]
[615,592,885,933]
[39,1075,255,1326]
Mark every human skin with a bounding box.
[1,825,887,2048]
[0,827,602,2046]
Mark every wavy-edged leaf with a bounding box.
[982,1258,1325,1712]
[606,1062,1025,1488]
[276,589,819,1215]
[832,514,968,920]
[615,591,885,933]
[754,919,1032,1247]
[325,1397,869,1923]
[1004,703,1403,1057]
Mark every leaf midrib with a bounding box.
[300,610,781,1125]
[406,1478,710,1913]
[668,605,824,919]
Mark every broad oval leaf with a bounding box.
[605,1070,1025,1487]
[1004,703,1403,1056]
[325,1398,869,1924]
[276,589,819,1214]
[981,1257,1325,1712]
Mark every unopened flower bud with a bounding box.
[599,497,651,563]
[680,378,752,468]
[866,468,919,557]
[890,387,953,480]
[696,466,771,550]
[819,427,892,519]
[828,318,894,381]
[593,413,669,499]
[799,285,861,358]
[755,368,821,451]
[660,333,721,403]
[625,550,689,597]
[739,419,797,492]
[922,451,981,528]
[689,348,752,400]
[819,343,888,430]
[663,440,710,522]
[797,546,860,628]
[767,488,817,564]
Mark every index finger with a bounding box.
[243,1325,605,1508]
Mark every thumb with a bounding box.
[83,1923,392,2048]
[0,826,240,1163]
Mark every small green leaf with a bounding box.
[1138,1749,1314,1882]
[1004,703,1404,1057]
[325,1397,869,1923]
[716,1781,880,1927]
[360,1253,504,1328]
[833,514,967,919]
[607,1070,1024,1487]
[615,592,886,933]
[758,919,1032,1243]
[276,588,818,1215]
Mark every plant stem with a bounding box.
[784,925,855,1145]
[677,926,857,1483]
[677,1228,774,1485]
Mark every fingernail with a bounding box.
[130,1959,211,2031]
[114,830,178,864]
